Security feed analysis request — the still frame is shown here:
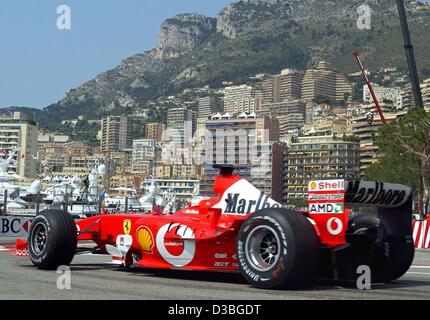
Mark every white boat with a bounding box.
[105,188,147,212]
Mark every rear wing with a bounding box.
[308,180,413,247]
[344,180,411,208]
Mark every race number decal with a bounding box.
[156,223,195,267]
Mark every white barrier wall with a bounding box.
[413,220,430,249]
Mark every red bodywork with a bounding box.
[73,174,349,272]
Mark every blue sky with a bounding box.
[1,0,429,109]
[0,0,231,108]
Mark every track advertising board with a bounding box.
[0,216,33,238]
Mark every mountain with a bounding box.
[6,0,430,128]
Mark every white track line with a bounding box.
[407,272,430,275]
[410,266,430,269]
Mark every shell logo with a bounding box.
[137,226,154,254]
[310,182,317,190]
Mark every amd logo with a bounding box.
[309,203,344,214]
[224,192,280,215]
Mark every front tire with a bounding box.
[237,208,320,289]
[28,210,77,270]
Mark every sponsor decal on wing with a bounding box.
[212,179,281,215]
[345,181,411,208]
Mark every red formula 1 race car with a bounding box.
[23,165,415,289]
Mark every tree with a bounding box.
[364,108,430,216]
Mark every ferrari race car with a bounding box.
[23,165,415,289]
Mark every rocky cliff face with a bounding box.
[157,14,217,58]
[217,0,282,38]
[216,0,399,38]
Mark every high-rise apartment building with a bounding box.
[422,78,430,110]
[258,99,306,141]
[402,77,430,110]
[166,107,197,145]
[283,131,361,202]
[198,97,216,119]
[301,61,352,102]
[167,107,197,132]
[0,112,38,178]
[352,110,403,174]
[145,123,164,141]
[100,116,133,152]
[262,69,304,103]
[132,139,159,175]
[200,115,285,200]
[223,85,256,113]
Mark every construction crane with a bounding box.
[396,0,424,109]
[353,51,387,125]
[353,0,424,124]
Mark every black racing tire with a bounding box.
[347,213,415,282]
[380,241,415,282]
[28,210,77,270]
[237,208,320,289]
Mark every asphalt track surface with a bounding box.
[1,238,430,300]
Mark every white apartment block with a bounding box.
[0,112,38,178]
[363,84,403,109]
[224,85,255,113]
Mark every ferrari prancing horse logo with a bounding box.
[123,220,132,235]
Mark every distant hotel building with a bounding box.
[200,114,286,201]
[301,61,352,102]
[100,116,133,152]
[0,112,38,178]
[283,130,361,202]
[262,69,304,103]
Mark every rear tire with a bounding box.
[28,210,77,270]
[237,208,320,289]
[345,213,415,282]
